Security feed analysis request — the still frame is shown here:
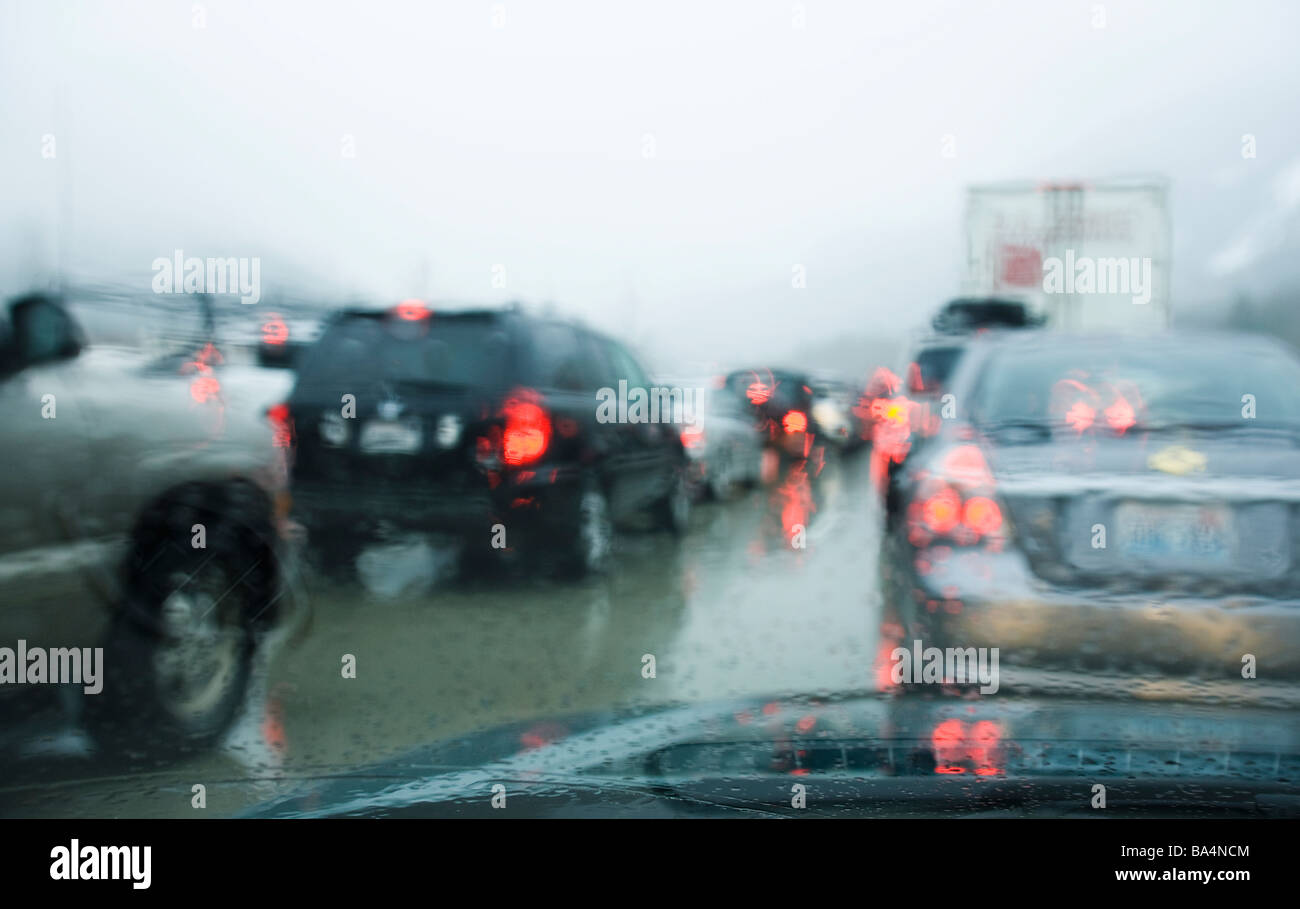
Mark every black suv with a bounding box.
[282,302,691,577]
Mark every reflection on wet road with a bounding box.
[0,452,882,817]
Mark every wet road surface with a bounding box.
[0,451,883,817]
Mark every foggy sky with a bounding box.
[3,0,1299,370]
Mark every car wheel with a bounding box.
[313,531,365,582]
[85,487,272,756]
[708,453,735,501]
[557,480,614,578]
[654,464,692,535]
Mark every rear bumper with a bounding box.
[293,484,494,530]
[290,465,582,536]
[887,536,1300,679]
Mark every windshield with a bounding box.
[5,0,1300,843]
[910,346,963,393]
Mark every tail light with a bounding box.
[920,485,961,535]
[782,410,808,434]
[908,443,1007,546]
[267,403,294,448]
[501,388,551,466]
[681,423,706,450]
[393,299,432,321]
[1105,394,1136,434]
[262,313,288,345]
[961,496,1003,536]
[190,373,221,403]
[907,362,924,393]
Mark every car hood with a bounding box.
[244,691,1300,818]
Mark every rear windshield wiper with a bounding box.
[384,377,477,392]
[1141,421,1300,435]
[975,420,1054,439]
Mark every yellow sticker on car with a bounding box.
[1147,445,1207,476]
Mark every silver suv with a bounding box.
[0,292,300,754]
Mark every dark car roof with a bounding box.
[328,302,609,338]
[931,297,1045,333]
[725,366,812,383]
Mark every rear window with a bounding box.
[726,370,811,410]
[524,323,605,390]
[767,374,813,411]
[909,346,963,392]
[971,342,1300,431]
[296,313,514,389]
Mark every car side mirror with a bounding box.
[8,295,83,371]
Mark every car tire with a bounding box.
[458,522,516,578]
[84,484,274,757]
[708,453,735,501]
[555,478,614,578]
[313,530,365,582]
[653,463,692,536]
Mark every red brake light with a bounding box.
[681,423,705,449]
[1064,400,1095,433]
[502,389,551,466]
[921,485,961,535]
[908,443,1007,545]
[907,362,924,393]
[1105,394,1135,434]
[393,299,431,321]
[190,374,220,403]
[262,314,288,345]
[267,403,293,447]
[783,410,808,434]
[962,496,1003,536]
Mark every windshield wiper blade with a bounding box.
[1142,421,1300,434]
[977,420,1053,438]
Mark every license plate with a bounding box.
[360,419,423,454]
[1114,502,1233,566]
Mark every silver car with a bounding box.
[0,292,300,753]
[661,378,766,501]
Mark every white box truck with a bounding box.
[963,178,1172,332]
